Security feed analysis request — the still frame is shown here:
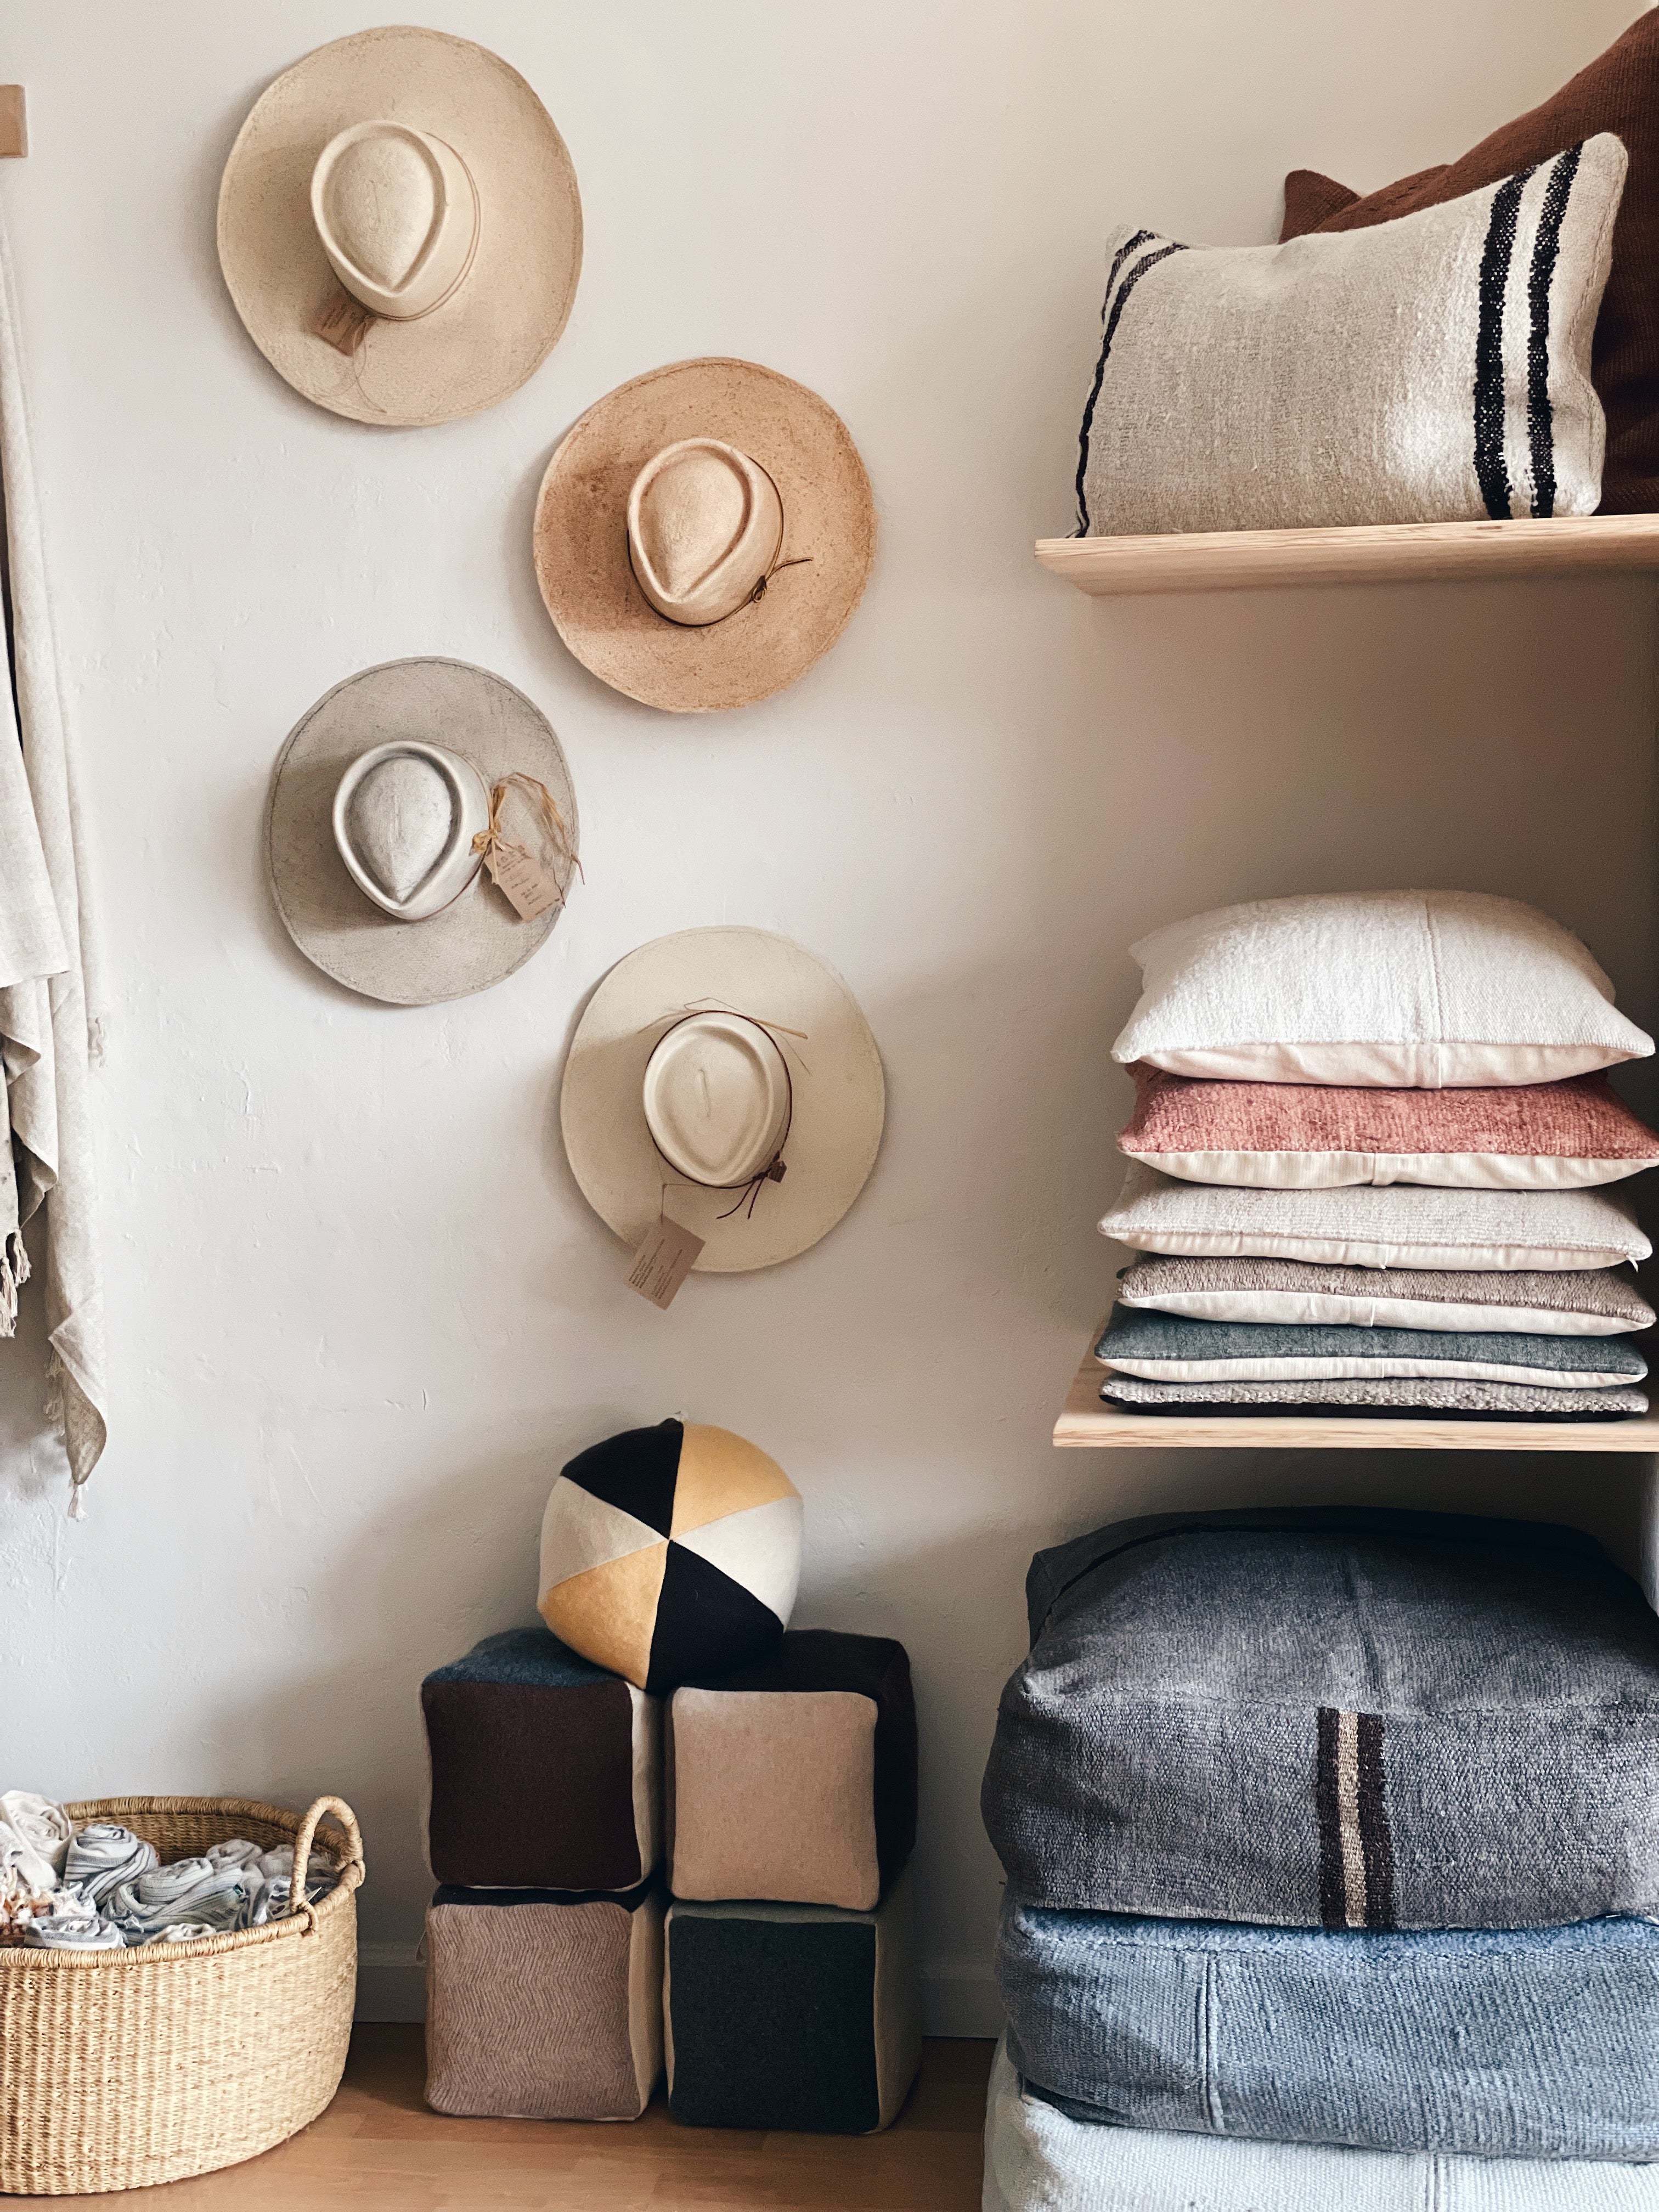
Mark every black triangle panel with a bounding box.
[646,1541,786,1697]
[559,1418,683,1537]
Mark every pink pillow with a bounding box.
[1120,1065,1659,1191]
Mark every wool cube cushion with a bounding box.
[998,1901,1659,2163]
[981,1508,1659,1930]
[1278,11,1659,517]
[1094,1305,1649,1390]
[669,1630,916,1911]
[1077,140,1624,536]
[1100,1161,1651,1272]
[1120,1065,1659,1190]
[1116,1254,1656,1337]
[424,1881,663,2121]
[984,2041,1659,2212]
[665,1876,921,2134]
[1111,893,1654,1089]
[421,1627,659,1892]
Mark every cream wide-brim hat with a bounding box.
[561,928,885,1272]
[533,359,876,714]
[266,657,579,1007]
[217,27,582,428]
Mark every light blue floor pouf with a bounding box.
[982,2043,1659,2212]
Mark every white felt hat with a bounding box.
[266,658,579,1007]
[218,27,582,427]
[561,929,885,1272]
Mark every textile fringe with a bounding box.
[42,1351,87,1519]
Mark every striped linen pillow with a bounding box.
[1076,135,1627,536]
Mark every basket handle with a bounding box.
[289,1795,365,1925]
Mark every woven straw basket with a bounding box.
[0,1794,364,2196]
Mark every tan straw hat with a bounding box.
[561,928,885,1271]
[218,27,581,428]
[266,658,579,1006]
[533,360,876,713]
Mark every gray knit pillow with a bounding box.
[1077,136,1626,535]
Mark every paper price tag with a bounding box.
[313,286,375,357]
[627,1217,705,1310]
[484,840,563,922]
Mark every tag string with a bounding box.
[472,772,583,901]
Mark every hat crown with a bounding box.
[626,439,783,628]
[311,122,479,322]
[347,753,454,902]
[322,132,438,289]
[643,1012,791,1188]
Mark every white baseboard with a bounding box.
[355,1940,1003,2041]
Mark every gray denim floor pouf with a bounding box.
[996,1901,1659,2163]
[981,1508,1659,1929]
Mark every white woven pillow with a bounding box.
[1077,135,1626,534]
[1113,891,1652,1088]
[1099,1161,1651,1273]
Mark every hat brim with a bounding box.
[218,27,581,428]
[534,359,876,714]
[266,658,579,1006]
[561,928,884,1272]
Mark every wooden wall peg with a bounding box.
[0,89,28,160]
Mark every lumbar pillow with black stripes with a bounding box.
[538,1418,802,1695]
[1074,133,1626,537]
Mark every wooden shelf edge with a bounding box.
[1055,1326,1659,1452]
[1036,515,1659,597]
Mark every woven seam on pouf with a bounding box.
[421,1626,661,1891]
[424,1882,663,2121]
[664,1872,920,2133]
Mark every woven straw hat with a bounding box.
[534,360,876,713]
[266,658,579,1007]
[217,27,581,428]
[561,928,884,1271]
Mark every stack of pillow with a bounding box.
[1096,890,1657,1422]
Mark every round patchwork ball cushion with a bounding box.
[538,1420,802,1695]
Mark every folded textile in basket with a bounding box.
[997,1899,1659,2161]
[1119,1064,1659,1189]
[0,1795,71,1881]
[0,1821,59,1918]
[1099,1374,1649,1418]
[63,1824,159,1910]
[21,1914,124,1951]
[1116,1254,1657,1335]
[982,1509,1659,1928]
[109,1858,254,1940]
[1101,1161,1651,1271]
[982,2040,1659,2212]
[1096,1304,1649,1388]
[206,1839,262,1875]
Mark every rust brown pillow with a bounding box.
[1279,13,1659,513]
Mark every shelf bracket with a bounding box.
[0,89,27,160]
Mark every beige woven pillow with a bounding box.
[1113,891,1652,1088]
[1077,136,1626,535]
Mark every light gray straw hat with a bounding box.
[265,657,579,1006]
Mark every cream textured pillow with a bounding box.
[1099,1161,1651,1273]
[1077,136,1626,535]
[1113,891,1652,1088]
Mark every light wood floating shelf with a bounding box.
[1055,1324,1659,1452]
[1036,514,1659,597]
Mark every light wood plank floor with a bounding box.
[57,2029,994,2210]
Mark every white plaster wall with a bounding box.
[1,0,1654,2031]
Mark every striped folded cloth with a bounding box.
[1100,1374,1648,1420]
[1095,1305,1649,1389]
[1115,1254,1656,1336]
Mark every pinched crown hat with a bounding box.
[534,359,876,713]
[266,657,579,1006]
[218,27,581,427]
[561,928,885,1272]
